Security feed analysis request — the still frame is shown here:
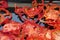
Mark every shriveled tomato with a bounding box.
[45,10,59,21]
[51,29,60,40]
[2,21,21,35]
[15,0,44,22]
[0,1,8,8]
[0,8,12,25]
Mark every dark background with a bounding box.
[8,0,60,3]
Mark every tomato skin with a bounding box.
[0,0,60,40]
[0,1,8,8]
[0,8,12,25]
[15,5,43,22]
[2,21,21,35]
[1,20,60,40]
[21,20,53,40]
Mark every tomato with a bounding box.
[2,21,21,35]
[0,8,12,25]
[0,1,8,8]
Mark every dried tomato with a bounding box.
[0,8,12,25]
[0,1,8,8]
